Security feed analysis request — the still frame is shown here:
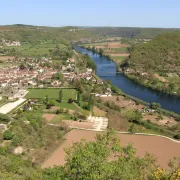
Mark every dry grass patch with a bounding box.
[0,56,15,61]
[93,106,106,117]
[43,114,56,122]
[110,53,129,57]
[101,96,144,111]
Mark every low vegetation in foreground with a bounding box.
[0,130,180,179]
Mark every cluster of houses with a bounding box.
[1,39,21,46]
[0,55,104,98]
[0,65,58,88]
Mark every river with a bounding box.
[74,46,180,114]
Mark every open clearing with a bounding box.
[43,114,56,122]
[26,88,77,101]
[42,129,180,169]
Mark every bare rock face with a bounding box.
[13,146,24,155]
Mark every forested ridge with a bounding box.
[122,32,180,95]
[127,32,180,73]
[87,27,180,39]
[0,25,91,42]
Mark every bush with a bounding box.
[3,130,13,140]
[68,98,73,104]
[173,134,180,140]
[0,113,11,123]
[150,102,161,109]
[56,110,60,114]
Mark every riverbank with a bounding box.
[125,73,180,97]
[79,43,128,69]
[80,42,180,97]
[75,45,180,114]
[110,83,180,121]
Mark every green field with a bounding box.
[54,101,79,111]
[112,47,128,52]
[51,114,72,124]
[3,41,68,57]
[111,56,126,65]
[26,88,77,100]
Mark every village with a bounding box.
[0,54,106,101]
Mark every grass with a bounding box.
[26,88,77,100]
[111,47,128,52]
[54,101,79,111]
[111,56,126,65]
[51,114,72,124]
[0,98,8,106]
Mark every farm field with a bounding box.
[51,114,72,124]
[26,88,77,101]
[83,41,129,66]
[2,41,68,57]
[0,56,14,61]
[42,129,180,169]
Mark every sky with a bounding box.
[0,0,179,28]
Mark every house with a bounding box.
[67,58,75,63]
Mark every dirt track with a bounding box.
[42,129,180,169]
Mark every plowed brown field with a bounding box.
[42,129,180,169]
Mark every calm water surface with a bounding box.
[75,46,180,114]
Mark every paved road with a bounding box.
[0,98,26,114]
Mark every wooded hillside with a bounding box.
[128,32,180,74]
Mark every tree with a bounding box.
[92,46,96,52]
[125,110,142,123]
[0,113,11,123]
[129,124,136,134]
[77,91,80,105]
[19,63,26,70]
[68,98,73,104]
[45,95,49,105]
[99,48,104,56]
[48,99,55,106]
[87,94,94,111]
[3,130,13,140]
[43,130,157,179]
[59,89,63,103]
[59,73,64,82]
[150,102,161,110]
[169,83,175,90]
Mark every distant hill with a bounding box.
[0,25,91,42]
[85,27,180,39]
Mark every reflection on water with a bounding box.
[75,46,180,114]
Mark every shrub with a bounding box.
[68,98,73,104]
[173,134,180,140]
[3,130,13,140]
[0,114,11,123]
[56,110,60,114]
